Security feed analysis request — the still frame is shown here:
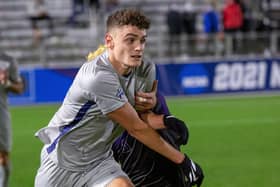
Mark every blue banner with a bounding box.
[156,58,280,96]
[9,67,78,105]
[8,58,280,105]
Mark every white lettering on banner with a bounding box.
[258,62,266,89]
[270,61,280,88]
[213,63,228,90]
[229,63,243,90]
[213,62,267,91]
[243,62,257,89]
[182,76,209,88]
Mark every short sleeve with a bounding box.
[88,71,128,115]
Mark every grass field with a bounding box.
[9,95,280,187]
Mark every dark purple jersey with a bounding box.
[112,92,189,187]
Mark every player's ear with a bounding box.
[105,33,114,49]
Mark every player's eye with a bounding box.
[125,37,135,44]
[140,38,146,44]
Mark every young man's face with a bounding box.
[106,25,147,70]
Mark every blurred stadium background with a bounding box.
[1,0,280,65]
[1,0,280,186]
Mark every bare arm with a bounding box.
[139,111,166,129]
[107,102,184,164]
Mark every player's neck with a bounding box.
[109,56,132,76]
[116,65,133,77]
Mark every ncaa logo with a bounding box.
[180,64,210,94]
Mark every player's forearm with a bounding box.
[130,125,184,164]
[139,112,165,129]
[108,103,184,164]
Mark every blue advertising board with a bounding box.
[157,58,280,96]
[8,58,280,105]
[9,67,78,105]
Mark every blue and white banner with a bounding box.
[156,58,280,96]
[8,58,280,105]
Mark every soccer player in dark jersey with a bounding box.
[113,92,204,187]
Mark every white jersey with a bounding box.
[35,50,156,171]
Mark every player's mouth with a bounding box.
[131,55,142,60]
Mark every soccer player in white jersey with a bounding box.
[0,51,24,187]
[34,9,202,187]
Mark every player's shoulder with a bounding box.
[78,58,118,90]
[84,47,115,74]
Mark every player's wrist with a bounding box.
[178,154,186,165]
[179,154,191,166]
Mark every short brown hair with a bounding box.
[106,9,150,32]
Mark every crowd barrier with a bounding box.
[9,58,280,105]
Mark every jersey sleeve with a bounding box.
[88,71,128,115]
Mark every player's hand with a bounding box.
[180,154,204,187]
[135,80,158,112]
